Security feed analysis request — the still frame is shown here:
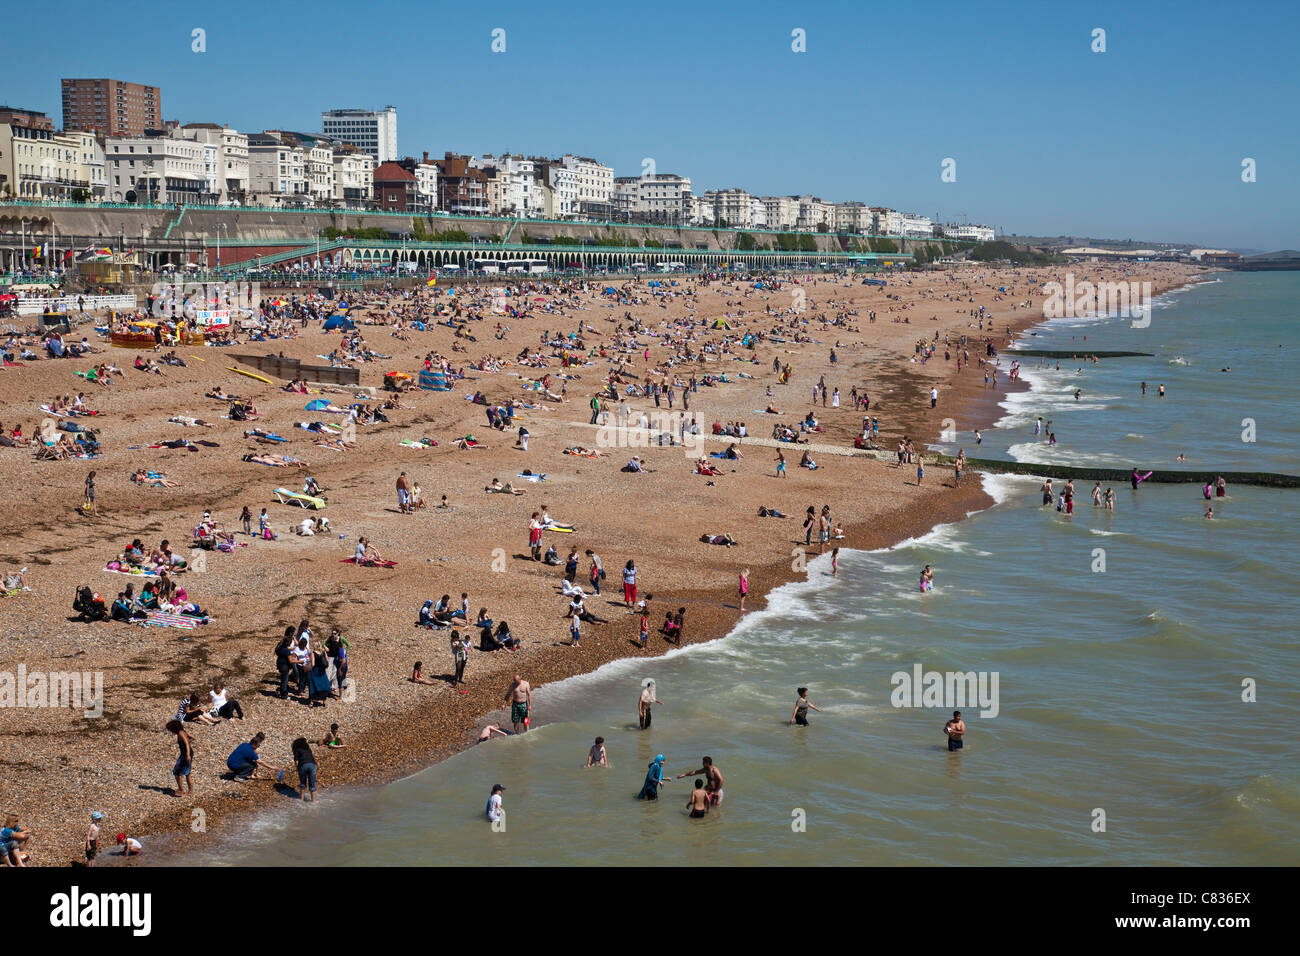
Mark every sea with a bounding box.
[189,270,1300,866]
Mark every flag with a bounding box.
[62,249,75,263]
[426,277,437,286]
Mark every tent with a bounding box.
[710,318,733,330]
[418,369,451,391]
[322,314,355,331]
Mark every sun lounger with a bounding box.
[274,488,325,510]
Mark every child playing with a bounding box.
[85,811,102,866]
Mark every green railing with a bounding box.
[214,238,910,259]
[0,199,960,246]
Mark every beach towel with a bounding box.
[543,522,576,533]
[515,473,548,482]
[341,557,397,568]
[399,438,437,449]
[104,565,159,578]
[138,610,202,629]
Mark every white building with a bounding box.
[871,207,901,235]
[412,160,438,212]
[749,195,766,229]
[333,147,374,207]
[306,143,335,205]
[899,212,934,237]
[762,196,799,231]
[321,107,396,162]
[688,194,714,226]
[479,153,540,218]
[105,131,207,203]
[538,160,579,218]
[834,201,873,234]
[943,223,995,242]
[248,135,308,204]
[705,188,753,228]
[178,124,249,202]
[795,195,835,232]
[561,153,614,218]
[614,174,692,223]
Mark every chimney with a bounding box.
[423,151,429,164]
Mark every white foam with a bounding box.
[1006,442,1129,467]
[980,471,1040,506]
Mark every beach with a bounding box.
[0,260,1199,865]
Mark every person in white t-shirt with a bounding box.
[485,784,505,823]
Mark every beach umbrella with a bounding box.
[305,399,331,411]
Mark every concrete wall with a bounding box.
[0,204,941,257]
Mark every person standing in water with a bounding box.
[638,679,663,729]
[945,711,965,752]
[637,754,668,800]
[676,756,724,805]
[738,569,749,611]
[790,687,823,726]
[504,674,531,733]
[485,783,505,823]
[686,779,711,818]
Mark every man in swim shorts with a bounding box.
[677,756,724,805]
[396,472,412,514]
[945,711,965,752]
[687,780,711,818]
[504,674,531,733]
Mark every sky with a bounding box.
[4,0,1297,250]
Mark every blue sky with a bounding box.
[4,0,1297,249]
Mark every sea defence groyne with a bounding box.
[934,456,1300,489]
[1008,349,1154,358]
[229,353,360,386]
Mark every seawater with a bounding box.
[196,272,1300,866]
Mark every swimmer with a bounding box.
[676,756,724,805]
[686,779,711,818]
[945,710,965,752]
[478,724,510,742]
[585,736,607,768]
[790,686,823,726]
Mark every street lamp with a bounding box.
[20,218,32,272]
[216,222,227,270]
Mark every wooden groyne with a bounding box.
[935,456,1300,488]
[1008,349,1154,358]
[229,353,360,386]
